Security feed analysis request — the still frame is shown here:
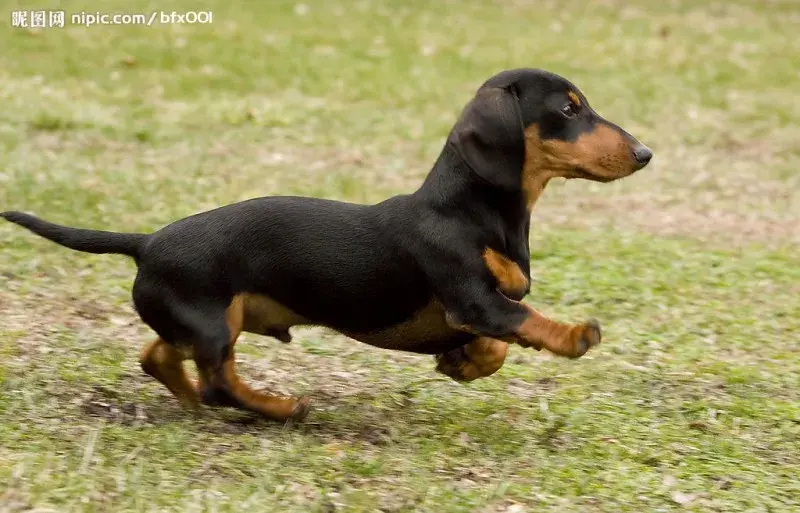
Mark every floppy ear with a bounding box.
[448,86,525,191]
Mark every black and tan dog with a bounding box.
[2,68,651,422]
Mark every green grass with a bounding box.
[1,0,798,511]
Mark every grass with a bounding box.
[0,0,798,511]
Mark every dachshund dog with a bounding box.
[2,68,652,422]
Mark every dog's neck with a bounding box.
[415,144,531,268]
[418,145,528,233]
[521,131,564,212]
[417,143,551,216]
[522,172,553,212]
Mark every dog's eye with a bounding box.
[560,103,578,119]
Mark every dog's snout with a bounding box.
[632,145,652,168]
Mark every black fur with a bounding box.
[1,211,147,258]
[448,86,525,191]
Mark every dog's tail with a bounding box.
[1,211,148,259]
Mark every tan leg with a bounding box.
[515,304,601,358]
[195,296,310,421]
[436,337,509,382]
[139,338,199,407]
[197,357,310,421]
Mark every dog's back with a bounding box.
[136,195,432,333]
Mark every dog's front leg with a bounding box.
[440,283,601,359]
[512,303,601,358]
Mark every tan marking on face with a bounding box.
[567,91,581,106]
[522,123,638,208]
[521,126,560,210]
[482,247,529,298]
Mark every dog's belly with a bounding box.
[341,300,474,354]
[239,294,471,354]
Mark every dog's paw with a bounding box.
[570,319,602,358]
[290,397,311,421]
[517,338,543,351]
[266,329,292,343]
[434,349,470,382]
[200,386,239,407]
[435,351,463,381]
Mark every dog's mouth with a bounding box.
[568,166,628,183]
[570,167,599,181]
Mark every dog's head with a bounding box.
[448,68,652,204]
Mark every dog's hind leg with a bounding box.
[193,297,310,421]
[139,337,199,407]
[435,337,510,382]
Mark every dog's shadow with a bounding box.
[83,376,427,445]
[221,387,416,444]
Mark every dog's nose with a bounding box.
[632,145,652,168]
